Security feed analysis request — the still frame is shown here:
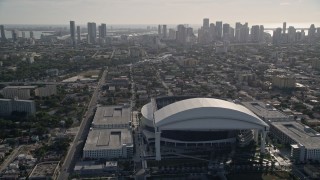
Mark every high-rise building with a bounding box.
[158,25,162,37]
[216,21,223,40]
[87,22,97,44]
[22,31,26,39]
[308,24,316,44]
[210,23,215,41]
[222,23,230,39]
[203,18,209,30]
[77,26,81,43]
[11,30,18,42]
[168,28,176,40]
[251,25,260,43]
[100,23,107,38]
[301,30,306,41]
[288,26,296,43]
[283,22,287,34]
[273,28,282,45]
[29,31,34,39]
[176,24,186,44]
[98,25,101,39]
[162,25,167,39]
[235,22,242,42]
[70,21,76,46]
[259,25,264,43]
[0,25,6,41]
[239,24,249,43]
[229,27,235,41]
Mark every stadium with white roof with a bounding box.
[141,96,269,160]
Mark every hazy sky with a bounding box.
[0,0,319,25]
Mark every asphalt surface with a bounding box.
[57,69,107,180]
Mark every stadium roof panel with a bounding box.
[154,98,269,131]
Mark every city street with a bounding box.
[57,69,107,180]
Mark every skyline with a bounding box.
[1,0,320,25]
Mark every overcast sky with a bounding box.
[0,0,319,26]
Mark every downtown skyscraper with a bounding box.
[77,26,81,43]
[203,18,210,30]
[176,24,186,44]
[0,25,6,41]
[162,25,167,39]
[215,21,223,40]
[87,22,97,44]
[100,23,107,39]
[251,25,260,43]
[70,21,76,47]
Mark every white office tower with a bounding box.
[70,21,76,47]
[87,22,97,44]
[251,25,260,43]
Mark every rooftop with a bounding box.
[241,101,289,121]
[83,129,133,151]
[29,161,59,178]
[92,106,131,126]
[74,161,104,171]
[0,98,35,103]
[154,98,268,130]
[272,121,320,149]
[3,86,37,89]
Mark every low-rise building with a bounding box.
[270,121,320,162]
[28,161,60,180]
[34,85,57,97]
[272,75,295,89]
[2,86,36,100]
[242,101,290,122]
[74,161,118,175]
[83,128,133,159]
[0,98,36,116]
[92,105,131,129]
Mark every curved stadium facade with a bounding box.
[141,96,269,160]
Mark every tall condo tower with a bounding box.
[87,22,97,44]
[77,26,81,43]
[70,21,76,46]
[0,25,6,41]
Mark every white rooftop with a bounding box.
[154,98,269,131]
